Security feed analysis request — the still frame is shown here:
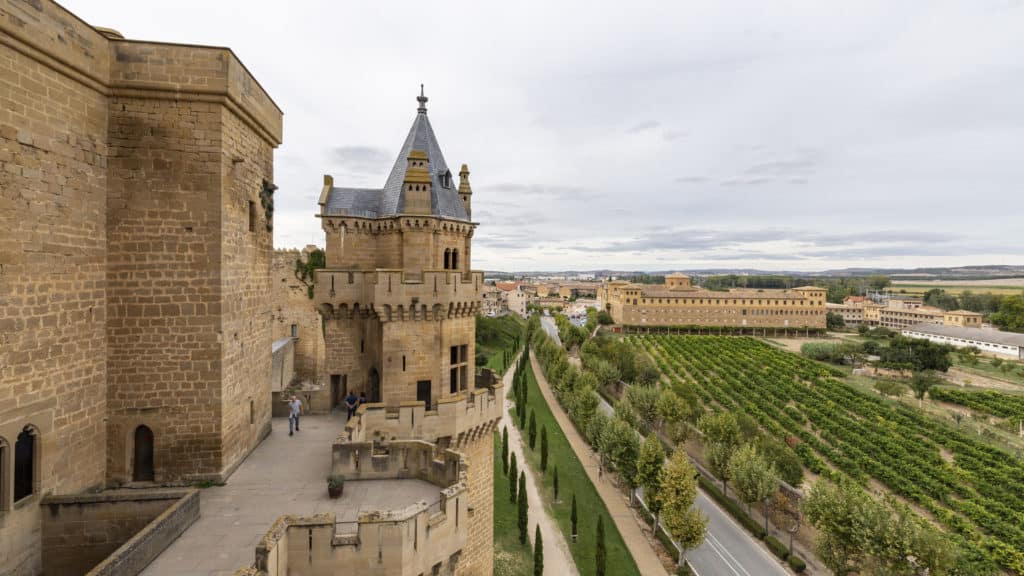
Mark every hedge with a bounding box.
[764,535,789,560]
[788,554,807,573]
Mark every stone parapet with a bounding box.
[342,382,502,445]
[314,269,483,320]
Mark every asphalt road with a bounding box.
[538,316,790,576]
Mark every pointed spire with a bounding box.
[417,84,428,114]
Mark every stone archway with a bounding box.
[368,368,381,403]
[133,425,155,482]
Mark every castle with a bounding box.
[1,1,282,573]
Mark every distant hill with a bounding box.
[485,265,1024,282]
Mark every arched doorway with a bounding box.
[368,368,381,403]
[133,425,155,482]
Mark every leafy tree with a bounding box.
[699,412,741,495]
[529,410,537,449]
[867,275,891,290]
[657,389,692,443]
[758,437,804,487]
[501,426,509,476]
[698,411,741,446]
[910,371,943,407]
[624,385,661,432]
[990,293,1024,333]
[601,418,641,488]
[533,525,543,575]
[736,412,761,442]
[597,309,614,325]
[540,425,549,472]
[518,472,529,544]
[826,311,846,330]
[586,411,612,452]
[509,453,518,502]
[637,435,666,521]
[874,379,907,398]
[596,515,607,576]
[803,480,873,575]
[659,450,707,563]
[728,444,780,532]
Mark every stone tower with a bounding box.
[313,91,498,575]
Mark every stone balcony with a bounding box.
[314,269,483,321]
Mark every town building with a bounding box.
[902,324,1024,360]
[239,91,500,575]
[601,273,827,330]
[0,2,282,573]
[843,297,985,331]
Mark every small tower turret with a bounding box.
[458,163,472,219]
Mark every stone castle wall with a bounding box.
[0,1,281,573]
[271,249,325,382]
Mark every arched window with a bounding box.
[451,249,459,270]
[444,248,451,270]
[14,426,36,502]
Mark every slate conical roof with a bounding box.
[323,92,470,221]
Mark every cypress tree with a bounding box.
[533,525,544,576]
[540,425,548,472]
[596,515,607,576]
[509,452,518,502]
[501,426,509,476]
[570,493,578,541]
[553,466,559,501]
[519,392,528,429]
[518,472,529,544]
[528,410,537,450]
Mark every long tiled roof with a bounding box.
[903,324,1024,347]
[323,95,470,221]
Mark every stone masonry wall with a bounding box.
[217,107,274,478]
[456,431,494,576]
[0,3,111,573]
[271,249,325,382]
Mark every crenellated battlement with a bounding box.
[314,269,483,321]
[341,381,502,446]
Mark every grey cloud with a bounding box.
[743,150,823,177]
[627,120,660,133]
[329,146,393,175]
[662,130,688,141]
[674,176,709,184]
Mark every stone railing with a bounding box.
[342,382,503,446]
[313,269,483,320]
[331,439,464,486]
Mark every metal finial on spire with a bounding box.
[417,84,428,113]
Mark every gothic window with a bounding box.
[14,426,36,502]
[451,249,459,270]
[449,345,468,393]
[444,249,451,270]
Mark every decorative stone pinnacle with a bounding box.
[417,84,428,113]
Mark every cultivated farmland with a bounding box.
[634,334,1024,574]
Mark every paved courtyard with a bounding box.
[143,414,441,576]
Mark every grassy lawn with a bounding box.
[890,282,1024,296]
[952,356,1024,387]
[511,358,642,576]
[478,315,525,374]
[493,432,533,576]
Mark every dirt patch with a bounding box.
[947,367,1022,391]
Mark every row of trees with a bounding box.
[529,317,708,565]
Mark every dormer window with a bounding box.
[441,170,452,188]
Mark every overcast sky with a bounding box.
[69,1,1024,272]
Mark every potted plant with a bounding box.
[327,474,345,499]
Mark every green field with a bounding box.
[636,334,1024,574]
[477,315,525,373]
[493,432,533,576]
[511,357,642,576]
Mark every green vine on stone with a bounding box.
[260,179,277,232]
[294,248,326,299]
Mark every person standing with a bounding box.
[344,391,358,420]
[288,395,302,436]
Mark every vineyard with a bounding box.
[633,334,1024,574]
[930,388,1024,420]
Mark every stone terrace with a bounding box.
[142,415,440,576]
